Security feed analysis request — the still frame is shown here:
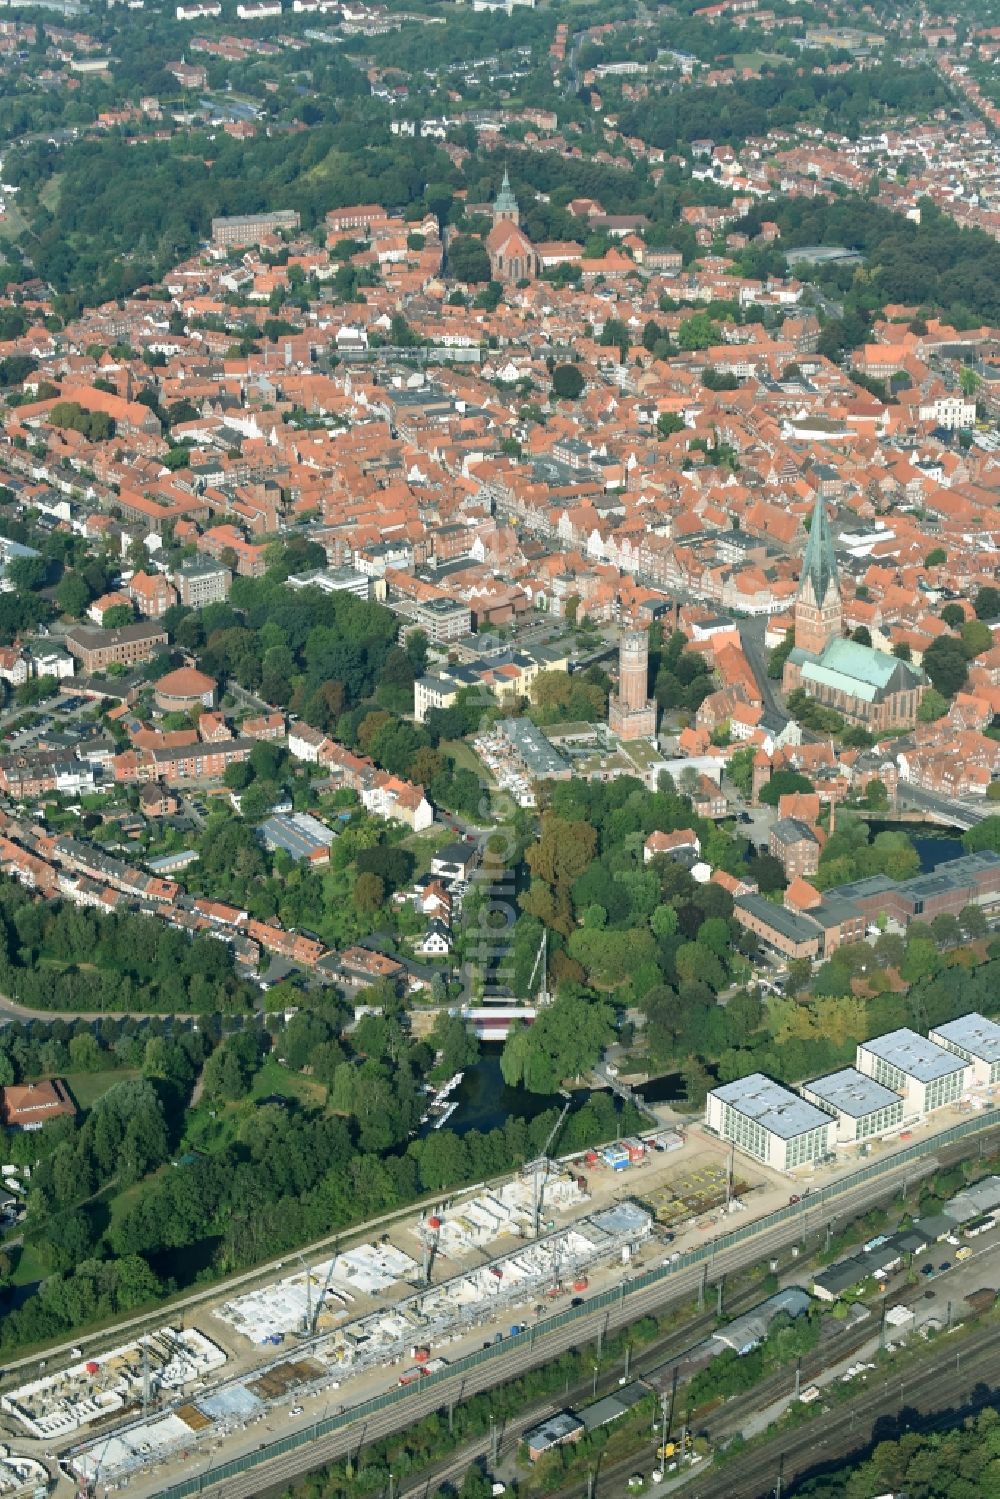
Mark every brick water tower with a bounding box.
[609,629,658,742]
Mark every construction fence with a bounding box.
[156,1107,1000,1498]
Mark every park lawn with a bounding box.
[402,824,453,878]
[0,202,29,242]
[107,1174,153,1232]
[179,1101,242,1157]
[441,738,493,782]
[732,49,787,69]
[10,1242,49,1288]
[37,953,100,975]
[250,1056,327,1110]
[38,174,62,214]
[65,1068,139,1112]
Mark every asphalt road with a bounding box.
[0,993,200,1025]
[898,782,987,830]
[737,618,789,729]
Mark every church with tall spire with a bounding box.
[486,168,538,283]
[792,493,842,656]
[492,166,520,228]
[783,494,928,732]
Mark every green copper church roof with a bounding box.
[495,167,518,214]
[800,493,839,607]
[800,637,925,702]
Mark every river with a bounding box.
[865,821,964,871]
[427,1046,588,1138]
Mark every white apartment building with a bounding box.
[706,1073,835,1172]
[929,1012,1000,1089]
[800,1067,904,1145]
[855,1028,969,1117]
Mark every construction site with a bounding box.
[215,1241,421,1345]
[643,1162,750,1230]
[17,1120,769,1496]
[0,1445,46,1494]
[215,1172,595,1357]
[65,1182,653,1491]
[2,1328,227,1442]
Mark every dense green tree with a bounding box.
[656,411,684,439]
[353,872,385,915]
[201,1031,264,1102]
[757,770,814,807]
[6,555,47,593]
[975,585,1000,621]
[355,845,414,893]
[56,571,91,617]
[283,1011,337,1072]
[551,364,585,400]
[677,312,720,350]
[961,617,992,659]
[500,990,614,1094]
[923,634,969,698]
[964,816,1000,855]
[747,851,786,893]
[448,236,491,284]
[917,687,949,722]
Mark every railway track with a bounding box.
[683,1320,1000,1499]
[541,1323,1000,1499]
[135,1128,995,1497]
[200,1139,959,1493]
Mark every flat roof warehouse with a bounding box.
[259,812,336,862]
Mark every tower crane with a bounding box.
[419,1212,443,1286]
[296,1252,339,1338]
[526,929,550,1007]
[78,1427,116,1498]
[525,1093,572,1239]
[310,1255,340,1337]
